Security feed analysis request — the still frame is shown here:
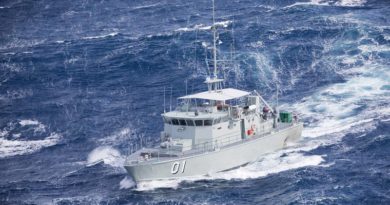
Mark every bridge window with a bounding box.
[204,119,213,126]
[172,119,179,125]
[163,117,171,124]
[179,119,187,126]
[186,120,194,126]
[195,120,203,126]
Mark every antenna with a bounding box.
[185,79,188,95]
[212,0,218,79]
[276,85,279,108]
[163,86,166,113]
[186,80,189,114]
[195,30,198,73]
[204,47,211,77]
[170,86,173,112]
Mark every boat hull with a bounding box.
[124,123,303,183]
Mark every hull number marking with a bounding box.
[171,160,186,174]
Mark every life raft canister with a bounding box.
[247,125,256,136]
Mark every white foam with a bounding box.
[12,133,21,138]
[82,32,118,40]
[0,39,45,50]
[0,132,61,158]
[175,21,232,32]
[131,3,161,10]
[19,119,39,126]
[283,0,330,9]
[335,0,366,7]
[98,128,133,146]
[0,130,9,137]
[289,54,389,140]
[119,177,136,189]
[303,118,374,138]
[214,153,324,181]
[135,178,183,191]
[284,0,366,8]
[19,119,46,132]
[341,58,357,65]
[87,146,124,168]
[384,35,390,41]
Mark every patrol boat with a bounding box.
[124,1,303,183]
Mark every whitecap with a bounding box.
[87,146,125,168]
[19,119,46,132]
[131,3,161,10]
[0,132,61,158]
[19,119,40,126]
[135,178,183,191]
[303,118,374,138]
[175,21,232,32]
[283,0,330,9]
[82,32,119,40]
[335,0,367,7]
[212,153,324,180]
[119,177,136,189]
[98,128,134,146]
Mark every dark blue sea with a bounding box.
[1,0,389,204]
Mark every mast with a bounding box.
[205,0,223,93]
[212,0,217,79]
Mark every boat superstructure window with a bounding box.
[204,119,213,126]
[164,117,225,127]
[172,119,179,125]
[186,119,194,126]
[163,117,171,124]
[195,120,203,126]
[179,119,187,126]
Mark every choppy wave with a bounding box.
[175,20,232,32]
[98,127,135,146]
[335,0,367,7]
[284,0,331,8]
[82,32,119,40]
[284,0,367,8]
[119,177,136,189]
[0,132,61,158]
[87,146,125,168]
[0,120,61,158]
[130,3,162,11]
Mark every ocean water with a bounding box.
[0,0,389,204]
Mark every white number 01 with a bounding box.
[171,160,186,174]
